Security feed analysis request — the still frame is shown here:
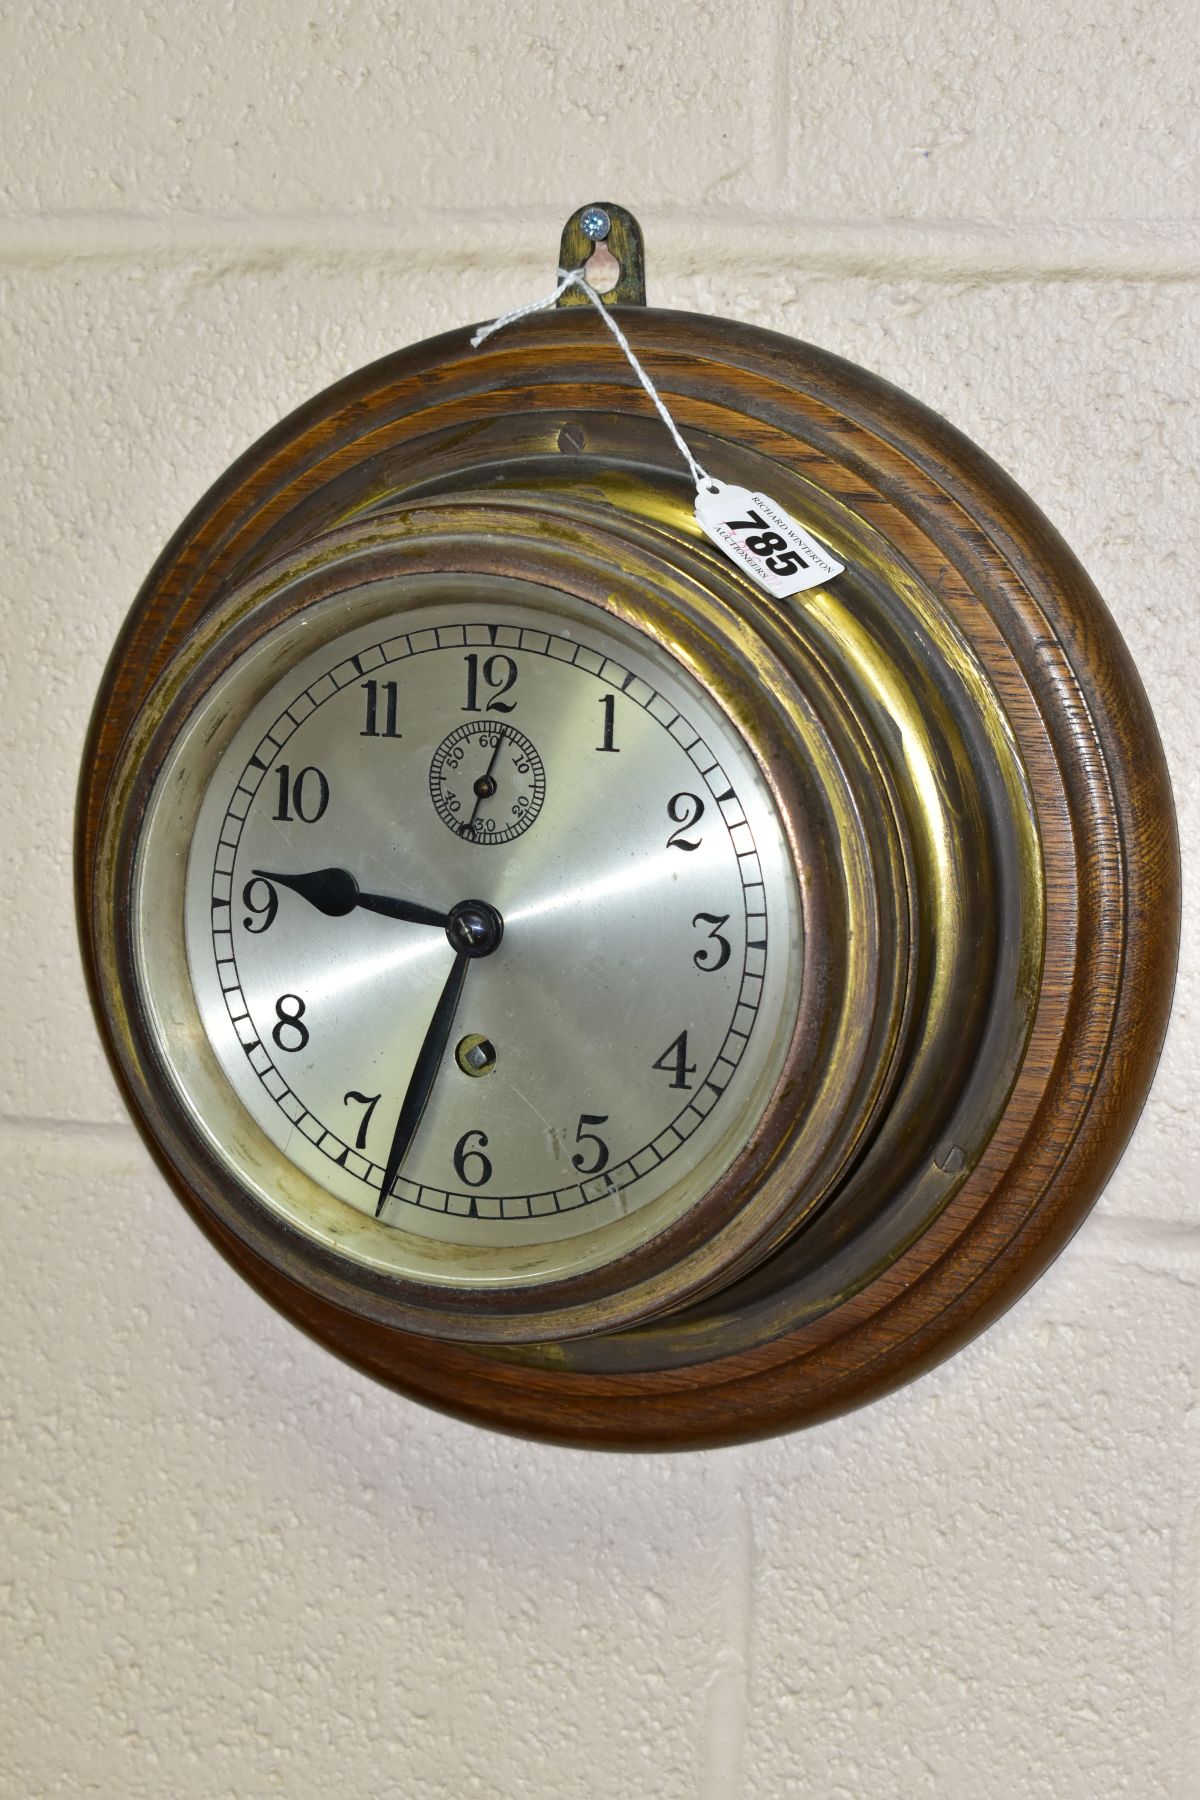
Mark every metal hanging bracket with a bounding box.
[556,202,646,308]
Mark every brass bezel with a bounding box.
[93,502,902,1343]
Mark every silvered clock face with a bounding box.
[142,582,801,1282]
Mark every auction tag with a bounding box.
[695,482,843,597]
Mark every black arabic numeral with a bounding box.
[463,652,517,714]
[241,876,278,934]
[692,912,732,971]
[453,1130,493,1187]
[652,1031,696,1090]
[666,791,705,851]
[571,1113,610,1176]
[360,679,401,738]
[596,693,620,752]
[272,763,329,823]
[343,1090,381,1151]
[743,530,789,558]
[723,510,813,577]
[763,548,810,577]
[272,993,309,1052]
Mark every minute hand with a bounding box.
[254,866,448,928]
[376,946,471,1216]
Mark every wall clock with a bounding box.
[79,204,1179,1449]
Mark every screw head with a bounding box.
[580,205,610,243]
[455,1034,497,1078]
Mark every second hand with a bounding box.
[462,728,506,838]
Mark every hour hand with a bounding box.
[254,867,448,929]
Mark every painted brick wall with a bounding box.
[3,5,1196,1795]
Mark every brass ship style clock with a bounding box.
[79,206,1179,1448]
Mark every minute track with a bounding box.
[202,609,785,1230]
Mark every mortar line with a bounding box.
[6,1107,1200,1252]
[0,1113,141,1139]
[701,1449,753,1800]
[1177,1471,1200,1799]
[1085,1213,1200,1255]
[0,212,1196,283]
[6,1106,1200,1261]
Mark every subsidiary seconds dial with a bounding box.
[181,594,800,1254]
[429,719,546,844]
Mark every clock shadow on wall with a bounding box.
[77,205,1179,1450]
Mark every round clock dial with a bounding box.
[135,581,802,1293]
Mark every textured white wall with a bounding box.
[2,4,1197,1796]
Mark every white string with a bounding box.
[471,267,714,492]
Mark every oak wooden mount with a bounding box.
[79,306,1180,1448]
